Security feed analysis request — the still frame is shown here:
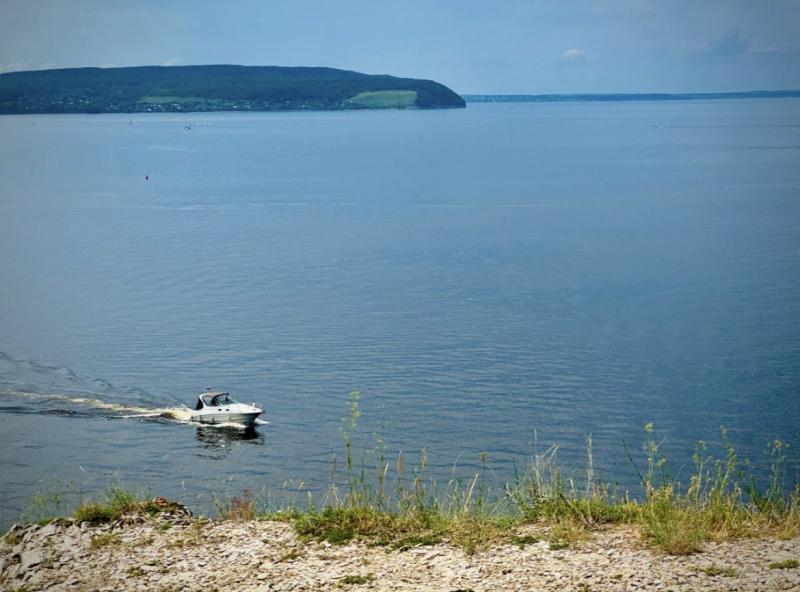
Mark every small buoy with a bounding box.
[145,175,149,180]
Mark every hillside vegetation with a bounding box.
[0,65,466,114]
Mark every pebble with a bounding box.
[0,515,799,591]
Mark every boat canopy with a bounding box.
[196,392,235,409]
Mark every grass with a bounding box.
[548,517,589,550]
[250,392,519,554]
[697,564,738,577]
[345,90,417,109]
[250,395,800,556]
[19,486,74,525]
[634,429,800,554]
[2,530,20,547]
[213,489,259,521]
[73,485,161,525]
[390,532,443,551]
[509,534,539,548]
[768,559,799,569]
[339,574,374,585]
[277,548,302,562]
[17,393,800,559]
[167,519,208,549]
[89,532,121,549]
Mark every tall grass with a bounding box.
[634,426,800,553]
[258,392,515,553]
[257,394,799,554]
[16,392,799,556]
[72,484,162,525]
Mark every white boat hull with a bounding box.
[191,411,261,426]
[190,391,263,427]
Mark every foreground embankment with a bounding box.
[3,513,799,592]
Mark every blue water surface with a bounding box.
[1,100,799,526]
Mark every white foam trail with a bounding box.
[3,390,193,422]
[122,407,194,422]
[4,390,269,427]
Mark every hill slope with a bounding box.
[0,65,466,114]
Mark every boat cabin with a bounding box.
[195,392,236,410]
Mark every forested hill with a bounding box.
[0,65,466,114]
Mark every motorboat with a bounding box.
[190,390,262,427]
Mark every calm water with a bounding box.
[1,101,799,526]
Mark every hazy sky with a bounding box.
[1,0,799,93]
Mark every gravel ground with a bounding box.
[2,514,799,591]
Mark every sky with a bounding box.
[1,0,799,94]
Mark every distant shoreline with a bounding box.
[0,65,466,114]
[464,90,800,103]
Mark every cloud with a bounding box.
[559,48,587,62]
[704,28,750,57]
[162,57,183,66]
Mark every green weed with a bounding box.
[339,573,374,585]
[768,559,799,569]
[509,534,540,548]
[73,484,161,525]
[697,565,738,577]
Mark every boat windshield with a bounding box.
[200,393,237,407]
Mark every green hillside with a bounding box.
[345,90,418,109]
[0,65,465,114]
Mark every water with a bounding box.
[1,101,799,526]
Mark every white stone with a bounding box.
[20,549,44,571]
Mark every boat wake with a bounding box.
[2,389,194,423]
[0,352,199,425]
[0,352,266,430]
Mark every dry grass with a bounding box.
[166,519,208,549]
[213,489,259,521]
[260,401,800,556]
[89,532,121,549]
[25,395,800,558]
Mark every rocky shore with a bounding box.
[2,511,799,591]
